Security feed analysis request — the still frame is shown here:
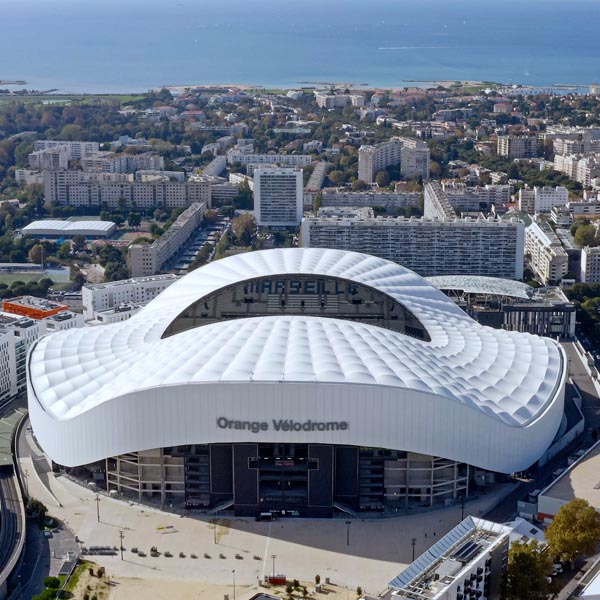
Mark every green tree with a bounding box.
[57,241,72,260]
[503,540,552,600]
[26,498,48,527]
[232,213,256,246]
[28,243,43,264]
[127,212,141,227]
[313,191,322,216]
[351,179,368,191]
[375,170,391,187]
[203,208,219,225]
[43,576,61,589]
[328,170,344,186]
[546,498,600,568]
[574,224,599,248]
[72,234,87,252]
[104,261,129,282]
[232,180,253,210]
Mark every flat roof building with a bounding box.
[2,296,68,320]
[254,167,303,228]
[525,220,569,285]
[22,220,117,240]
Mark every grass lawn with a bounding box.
[0,272,41,285]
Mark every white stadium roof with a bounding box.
[426,275,534,300]
[28,248,566,471]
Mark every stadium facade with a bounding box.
[27,249,567,517]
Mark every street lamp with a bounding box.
[271,554,277,579]
[459,494,465,521]
[232,569,236,600]
[213,519,217,544]
[95,494,100,523]
[119,530,124,561]
[411,538,416,562]
[345,521,351,546]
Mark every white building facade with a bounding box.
[254,167,303,227]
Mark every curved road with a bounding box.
[0,468,23,584]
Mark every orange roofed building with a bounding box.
[3,296,68,320]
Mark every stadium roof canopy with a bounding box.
[426,275,534,300]
[28,248,566,471]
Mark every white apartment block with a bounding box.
[554,154,600,187]
[203,156,227,177]
[82,274,178,320]
[15,169,45,186]
[0,311,83,403]
[525,221,569,284]
[427,182,511,218]
[80,152,164,174]
[129,202,207,277]
[518,186,568,214]
[314,93,365,109]
[226,150,311,169]
[301,209,525,279]
[497,135,538,158]
[28,147,69,171]
[580,246,600,284]
[44,170,211,209]
[358,137,430,183]
[254,167,303,228]
[33,140,100,160]
[229,172,254,190]
[568,200,600,217]
[320,190,421,212]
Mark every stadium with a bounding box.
[27,248,567,517]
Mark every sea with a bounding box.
[1,0,599,94]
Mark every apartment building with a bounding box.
[82,274,178,320]
[44,170,211,209]
[425,182,510,220]
[80,152,164,174]
[33,140,100,160]
[129,202,208,277]
[518,186,569,214]
[203,155,227,177]
[301,208,524,279]
[568,200,600,217]
[320,190,421,212]
[28,147,69,170]
[226,150,311,169]
[497,135,538,158]
[580,246,600,284]
[358,137,430,183]
[0,308,84,403]
[253,167,303,227]
[525,221,569,284]
[314,93,365,109]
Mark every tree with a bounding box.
[233,180,253,210]
[127,212,141,227]
[315,574,321,585]
[72,234,87,252]
[203,208,219,225]
[503,539,552,600]
[546,498,600,568]
[328,170,344,186]
[43,576,61,589]
[28,243,43,264]
[375,170,390,187]
[232,213,256,246]
[574,224,600,248]
[104,261,128,282]
[26,499,48,527]
[313,191,322,216]
[351,179,368,191]
[57,241,71,260]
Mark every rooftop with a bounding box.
[539,439,600,508]
[427,275,534,301]
[3,296,66,312]
[84,274,179,291]
[22,220,117,234]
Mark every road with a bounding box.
[0,468,23,580]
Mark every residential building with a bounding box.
[226,150,311,169]
[301,208,525,279]
[82,274,178,320]
[314,93,365,109]
[580,246,600,284]
[425,183,510,219]
[15,169,45,186]
[254,167,303,227]
[43,170,211,209]
[497,135,538,158]
[203,155,227,177]
[128,201,208,277]
[518,186,569,214]
[80,152,164,173]
[320,190,421,212]
[358,137,430,183]
[388,516,544,600]
[525,221,569,284]
[22,220,117,240]
[33,140,100,160]
[568,199,600,217]
[28,147,69,170]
